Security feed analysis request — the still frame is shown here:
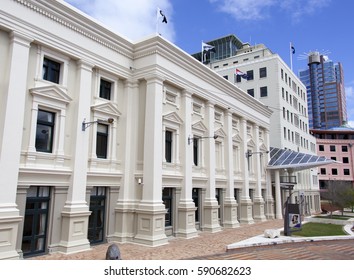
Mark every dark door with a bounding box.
[22,186,50,257]
[88,187,106,244]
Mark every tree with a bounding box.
[320,180,354,216]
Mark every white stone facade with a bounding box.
[0,0,273,259]
[213,42,321,218]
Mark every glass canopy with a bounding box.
[267,147,336,170]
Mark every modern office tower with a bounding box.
[299,52,347,129]
[193,35,328,222]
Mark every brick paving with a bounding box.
[197,239,354,260]
[29,219,354,260]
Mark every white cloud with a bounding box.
[64,0,175,43]
[210,0,331,22]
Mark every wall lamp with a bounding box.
[188,135,218,145]
[82,118,114,131]
[245,150,269,158]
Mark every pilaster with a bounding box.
[57,60,93,254]
[134,74,168,246]
[176,89,198,238]
[0,31,33,259]
[113,79,140,242]
[223,111,239,228]
[239,118,254,224]
[203,101,221,232]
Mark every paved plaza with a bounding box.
[30,219,354,260]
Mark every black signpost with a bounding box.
[283,186,302,236]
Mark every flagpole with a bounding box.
[201,41,204,64]
[156,8,159,35]
[290,42,293,71]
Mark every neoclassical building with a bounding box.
[0,0,277,259]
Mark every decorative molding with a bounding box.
[13,0,132,58]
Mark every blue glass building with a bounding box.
[299,52,347,129]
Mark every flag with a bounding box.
[291,44,295,54]
[202,42,215,52]
[157,8,167,24]
[235,68,248,79]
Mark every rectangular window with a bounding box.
[259,67,267,78]
[235,75,241,83]
[331,168,338,175]
[165,130,172,163]
[99,79,112,100]
[246,70,254,80]
[247,89,254,97]
[43,57,60,84]
[342,145,348,152]
[330,145,336,152]
[35,110,55,153]
[260,86,268,97]
[319,145,324,151]
[343,157,349,164]
[344,169,350,176]
[320,168,326,175]
[96,124,108,159]
[193,138,199,166]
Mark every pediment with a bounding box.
[91,102,121,117]
[259,143,269,152]
[192,121,208,133]
[163,112,183,125]
[247,139,256,148]
[214,127,227,138]
[30,85,72,104]
[232,134,243,143]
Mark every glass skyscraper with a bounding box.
[299,52,347,129]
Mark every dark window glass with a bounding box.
[165,130,172,163]
[344,169,350,176]
[99,79,112,100]
[342,145,348,152]
[246,70,254,80]
[343,157,349,164]
[319,145,324,151]
[247,89,254,97]
[260,86,268,97]
[259,67,267,78]
[193,138,199,166]
[235,75,241,83]
[331,168,338,175]
[330,145,336,152]
[35,110,55,153]
[320,168,326,175]
[43,57,60,84]
[96,124,108,159]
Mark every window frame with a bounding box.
[35,109,55,153]
[259,67,267,78]
[96,123,109,159]
[42,57,61,84]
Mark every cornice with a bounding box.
[12,0,133,58]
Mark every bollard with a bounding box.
[105,243,121,260]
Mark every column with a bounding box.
[239,118,254,224]
[176,90,198,238]
[112,79,139,242]
[253,125,266,221]
[135,74,168,246]
[264,129,275,219]
[0,32,33,259]
[57,60,93,254]
[274,170,283,219]
[203,102,221,232]
[223,111,239,228]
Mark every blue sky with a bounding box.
[64,0,354,127]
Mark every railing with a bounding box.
[280,175,297,184]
